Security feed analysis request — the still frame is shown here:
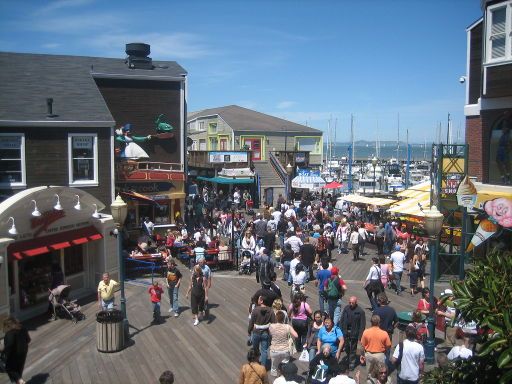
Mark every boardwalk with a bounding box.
[2,244,450,384]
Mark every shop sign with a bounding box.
[297,168,320,176]
[72,136,93,149]
[209,151,248,163]
[120,182,174,193]
[0,136,21,149]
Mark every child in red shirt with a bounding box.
[148,281,164,323]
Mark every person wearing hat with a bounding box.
[389,244,406,295]
[115,123,152,159]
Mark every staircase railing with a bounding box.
[268,152,287,183]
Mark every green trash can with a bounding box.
[96,310,125,352]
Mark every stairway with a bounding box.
[253,161,285,188]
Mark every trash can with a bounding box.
[96,310,125,352]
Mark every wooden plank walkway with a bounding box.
[1,244,451,384]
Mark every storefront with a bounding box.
[0,186,117,321]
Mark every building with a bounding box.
[0,45,187,320]
[187,105,323,205]
[464,0,512,185]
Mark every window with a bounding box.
[209,137,218,150]
[64,246,84,276]
[489,111,512,185]
[296,137,321,154]
[0,133,26,187]
[199,121,205,131]
[68,134,98,185]
[199,139,206,150]
[208,123,218,134]
[486,2,512,62]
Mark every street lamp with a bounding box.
[110,195,129,338]
[422,205,444,364]
[371,156,378,195]
[286,163,293,199]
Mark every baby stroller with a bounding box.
[239,249,254,275]
[48,285,85,323]
[245,199,254,216]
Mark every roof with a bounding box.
[0,52,186,126]
[188,105,322,134]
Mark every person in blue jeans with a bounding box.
[281,244,294,281]
[248,295,276,367]
[148,281,164,322]
[166,259,182,317]
[315,261,332,315]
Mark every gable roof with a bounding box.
[0,52,187,127]
[188,105,322,134]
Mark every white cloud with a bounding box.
[41,42,61,49]
[36,0,96,14]
[276,101,296,109]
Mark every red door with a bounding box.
[245,138,262,161]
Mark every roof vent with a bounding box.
[46,98,58,118]
[125,43,153,70]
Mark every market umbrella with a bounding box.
[323,181,343,189]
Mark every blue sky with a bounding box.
[0,0,482,142]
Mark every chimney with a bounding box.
[46,98,57,117]
[125,43,153,70]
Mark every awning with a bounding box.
[323,181,343,189]
[8,226,103,261]
[397,181,431,198]
[388,192,431,217]
[339,194,397,207]
[197,176,255,185]
[291,175,326,190]
[120,191,161,205]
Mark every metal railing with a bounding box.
[125,258,162,283]
[268,152,287,183]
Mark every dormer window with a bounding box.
[486,1,512,63]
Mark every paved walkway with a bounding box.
[2,243,451,384]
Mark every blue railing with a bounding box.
[125,258,161,283]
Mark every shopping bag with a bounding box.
[299,349,309,362]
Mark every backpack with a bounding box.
[316,236,327,252]
[394,341,404,370]
[326,276,340,300]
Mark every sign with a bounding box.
[297,168,320,176]
[0,136,21,149]
[209,151,248,163]
[72,136,93,149]
[120,182,174,193]
[295,152,306,163]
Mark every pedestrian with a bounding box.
[148,280,164,323]
[408,252,421,295]
[339,296,366,370]
[300,236,316,282]
[315,260,332,314]
[269,311,298,376]
[288,293,312,352]
[305,310,325,362]
[142,216,154,238]
[159,370,175,384]
[327,361,360,384]
[389,245,406,295]
[274,362,300,384]
[357,224,368,256]
[364,257,384,311]
[375,223,386,256]
[281,243,294,281]
[349,226,360,261]
[239,348,269,384]
[360,315,391,376]
[391,325,425,384]
[166,259,182,317]
[285,230,303,255]
[1,316,30,384]
[316,317,344,362]
[97,272,119,311]
[309,343,338,383]
[372,293,398,348]
[367,361,392,384]
[249,295,276,368]
[290,263,307,301]
[186,265,208,326]
[324,266,347,324]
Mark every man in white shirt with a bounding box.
[357,224,368,256]
[328,361,358,384]
[392,325,424,384]
[390,245,406,295]
[284,231,303,254]
[284,206,296,219]
[271,209,282,222]
[233,188,241,210]
[288,253,301,284]
[349,227,360,261]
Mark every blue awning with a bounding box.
[197,176,255,185]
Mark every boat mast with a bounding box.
[396,112,400,162]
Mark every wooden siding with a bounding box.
[11,243,453,384]
[484,63,512,98]
[0,126,112,206]
[95,78,183,164]
[468,22,483,105]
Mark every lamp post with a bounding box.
[110,195,129,337]
[371,156,378,195]
[422,205,444,364]
[286,163,293,199]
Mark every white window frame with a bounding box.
[68,133,98,186]
[199,121,205,131]
[485,1,512,64]
[0,133,26,188]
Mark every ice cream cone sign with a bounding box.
[457,176,477,209]
[466,219,498,252]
